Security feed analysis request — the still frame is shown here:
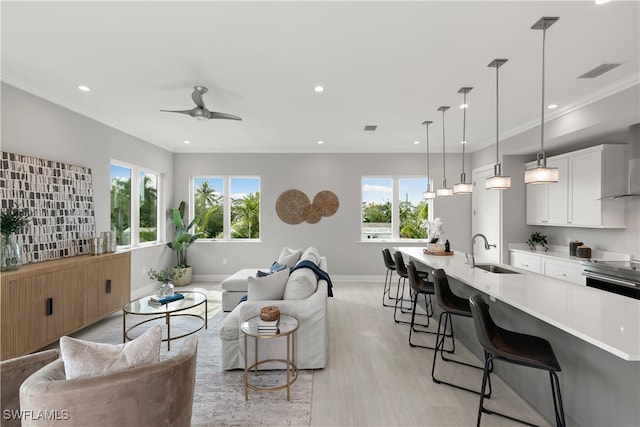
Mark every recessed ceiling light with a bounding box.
[184,140,190,144]
[595,0,610,5]
[413,140,420,145]
[77,85,90,92]
[314,85,324,93]
[317,140,324,144]
[547,104,558,109]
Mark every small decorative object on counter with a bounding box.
[421,217,444,244]
[569,240,583,257]
[527,231,548,252]
[445,240,451,252]
[576,245,592,258]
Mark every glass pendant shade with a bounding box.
[526,17,560,185]
[486,59,511,190]
[524,165,559,184]
[436,186,453,197]
[453,180,473,194]
[423,188,437,199]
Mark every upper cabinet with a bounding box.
[526,144,626,228]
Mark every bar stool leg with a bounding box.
[395,279,430,328]
[550,372,566,427]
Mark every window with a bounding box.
[110,162,160,247]
[192,176,260,240]
[361,177,430,241]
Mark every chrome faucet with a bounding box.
[466,233,496,268]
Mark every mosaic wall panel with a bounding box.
[0,152,96,263]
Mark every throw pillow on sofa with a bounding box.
[283,268,318,300]
[277,246,303,268]
[299,246,321,265]
[248,267,290,300]
[59,324,162,380]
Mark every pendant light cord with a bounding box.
[441,108,447,184]
[495,65,500,165]
[540,25,547,167]
[461,92,467,177]
[425,122,431,189]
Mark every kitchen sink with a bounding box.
[475,264,520,274]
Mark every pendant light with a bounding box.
[525,16,560,184]
[454,87,474,194]
[436,106,453,197]
[422,120,436,199]
[485,59,511,190]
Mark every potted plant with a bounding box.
[167,201,203,286]
[1,205,33,271]
[148,267,184,297]
[527,231,549,252]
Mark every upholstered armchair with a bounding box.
[1,349,60,427]
[19,336,198,427]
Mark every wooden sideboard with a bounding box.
[1,252,131,360]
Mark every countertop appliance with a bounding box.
[581,259,640,300]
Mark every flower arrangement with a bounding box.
[1,205,33,237]
[148,267,184,284]
[421,217,444,243]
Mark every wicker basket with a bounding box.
[260,306,281,322]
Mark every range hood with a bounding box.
[601,123,640,200]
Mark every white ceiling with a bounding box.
[1,1,638,155]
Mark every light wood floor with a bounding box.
[310,280,551,427]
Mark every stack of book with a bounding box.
[257,318,279,335]
[148,293,185,306]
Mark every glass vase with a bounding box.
[159,282,175,298]
[1,233,22,272]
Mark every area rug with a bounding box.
[60,287,313,427]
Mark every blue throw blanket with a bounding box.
[290,260,333,297]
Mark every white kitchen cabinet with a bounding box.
[526,158,567,225]
[526,144,626,228]
[510,251,542,273]
[543,258,584,285]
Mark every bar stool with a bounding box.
[392,252,430,326]
[469,294,566,427]
[381,248,396,307]
[431,268,491,396]
[405,260,438,348]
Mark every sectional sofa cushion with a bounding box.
[247,267,290,300]
[283,267,318,300]
[277,246,303,268]
[59,325,162,380]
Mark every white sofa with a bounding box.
[220,250,329,370]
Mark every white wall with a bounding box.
[173,152,472,278]
[1,83,176,293]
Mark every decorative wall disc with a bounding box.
[312,191,339,217]
[276,189,340,225]
[276,189,310,224]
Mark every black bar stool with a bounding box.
[381,248,397,307]
[431,268,491,396]
[469,294,566,427]
[392,252,430,325]
[405,260,438,347]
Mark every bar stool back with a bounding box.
[381,248,396,307]
[431,269,489,396]
[469,294,566,427]
[392,251,428,324]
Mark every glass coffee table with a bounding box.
[241,314,299,401]
[123,290,207,351]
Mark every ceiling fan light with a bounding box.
[485,175,512,190]
[453,182,473,194]
[524,166,559,184]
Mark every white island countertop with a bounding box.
[397,246,640,361]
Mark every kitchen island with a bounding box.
[397,246,640,427]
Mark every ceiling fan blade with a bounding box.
[209,111,242,121]
[160,108,199,116]
[191,86,207,108]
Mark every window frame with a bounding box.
[190,175,261,241]
[110,160,162,249]
[361,175,432,242]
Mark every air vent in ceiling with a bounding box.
[578,63,621,78]
[363,125,377,131]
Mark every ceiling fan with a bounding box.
[161,86,242,121]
